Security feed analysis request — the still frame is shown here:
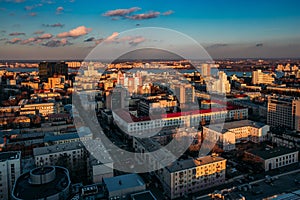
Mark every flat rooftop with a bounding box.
[12,166,71,199]
[166,155,226,173]
[205,120,266,133]
[0,151,20,162]
[131,191,157,200]
[103,174,145,193]
[247,147,298,160]
[113,103,245,123]
[33,141,84,156]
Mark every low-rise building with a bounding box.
[33,142,87,174]
[103,174,146,200]
[203,120,269,151]
[12,166,71,200]
[244,147,298,171]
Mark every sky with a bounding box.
[0,0,300,60]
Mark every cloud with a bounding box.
[95,32,146,46]
[7,38,22,44]
[84,37,95,42]
[256,43,263,47]
[20,37,36,44]
[162,10,174,16]
[126,11,160,20]
[33,30,44,34]
[37,33,53,39]
[57,26,92,38]
[9,32,25,36]
[28,12,37,16]
[42,38,72,47]
[128,36,146,46]
[56,6,64,14]
[103,7,140,17]
[43,23,64,28]
[24,3,42,11]
[207,43,228,49]
[105,32,119,42]
[5,0,25,3]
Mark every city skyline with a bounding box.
[0,0,300,60]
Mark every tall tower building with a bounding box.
[206,71,231,94]
[39,62,68,82]
[267,97,300,131]
[175,84,195,108]
[0,152,21,200]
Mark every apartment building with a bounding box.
[0,152,21,200]
[157,155,226,199]
[33,141,86,172]
[20,102,57,117]
[203,120,270,151]
[267,97,300,131]
[252,70,275,85]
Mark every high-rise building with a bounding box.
[206,71,231,94]
[0,152,21,200]
[39,62,68,82]
[252,70,274,85]
[174,84,195,107]
[267,97,300,131]
[106,85,128,110]
[201,64,211,77]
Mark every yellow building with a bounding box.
[158,155,226,199]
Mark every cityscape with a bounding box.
[1,1,300,200]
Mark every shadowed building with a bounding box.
[39,62,68,82]
[12,166,71,200]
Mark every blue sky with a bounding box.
[0,0,300,60]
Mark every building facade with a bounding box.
[157,155,226,199]
[267,97,300,131]
[203,120,270,151]
[252,70,275,85]
[0,152,21,200]
[244,147,298,171]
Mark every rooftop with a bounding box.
[103,174,145,193]
[33,141,84,156]
[113,103,245,123]
[166,155,226,173]
[0,151,21,162]
[12,166,71,200]
[205,120,267,134]
[131,191,157,200]
[247,147,298,160]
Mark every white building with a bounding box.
[0,151,21,200]
[252,70,274,85]
[88,156,114,184]
[157,155,226,199]
[244,147,298,171]
[113,106,248,136]
[207,71,231,94]
[203,120,269,151]
[33,141,86,171]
